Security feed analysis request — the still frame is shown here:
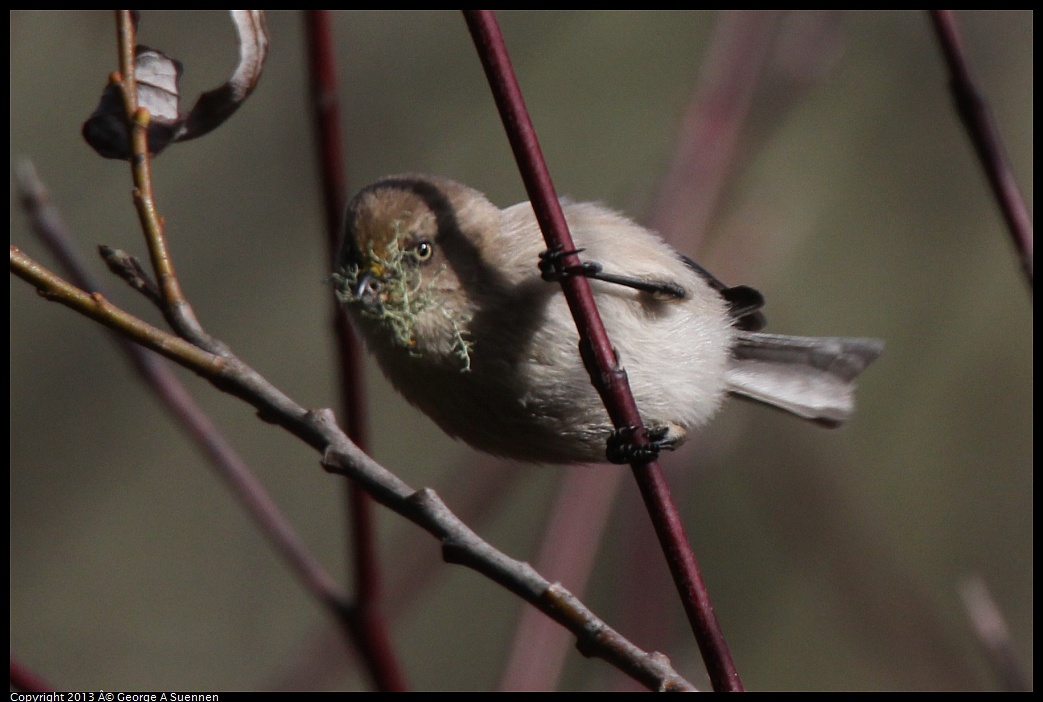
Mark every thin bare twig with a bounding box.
[462,10,741,692]
[114,10,212,343]
[959,577,1031,692]
[10,241,695,692]
[12,246,222,373]
[10,243,697,693]
[928,10,1033,287]
[303,9,407,692]
[15,159,353,639]
[98,245,163,305]
[271,457,527,691]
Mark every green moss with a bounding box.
[333,228,473,372]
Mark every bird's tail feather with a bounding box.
[725,332,884,426]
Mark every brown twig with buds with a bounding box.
[15,158,358,676]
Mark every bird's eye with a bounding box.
[414,240,434,261]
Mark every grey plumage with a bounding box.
[726,333,884,426]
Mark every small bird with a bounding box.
[333,174,883,464]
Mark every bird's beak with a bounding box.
[352,267,384,309]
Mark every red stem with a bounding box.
[304,10,408,692]
[10,656,53,693]
[928,10,1033,287]
[499,467,625,691]
[648,10,783,249]
[463,10,742,692]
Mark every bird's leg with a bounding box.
[538,245,686,300]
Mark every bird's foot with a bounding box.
[606,425,676,465]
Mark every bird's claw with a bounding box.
[540,245,684,300]
[539,245,600,282]
[606,425,675,465]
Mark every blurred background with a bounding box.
[10,10,1031,691]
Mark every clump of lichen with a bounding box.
[442,307,474,372]
[333,227,474,372]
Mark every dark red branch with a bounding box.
[463,10,742,692]
[9,656,53,693]
[928,10,1033,287]
[304,10,408,692]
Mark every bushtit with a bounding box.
[333,174,883,464]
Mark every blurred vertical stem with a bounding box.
[958,577,1030,692]
[304,10,408,692]
[647,10,783,249]
[928,10,1033,287]
[499,467,624,691]
[463,10,742,692]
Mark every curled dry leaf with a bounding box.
[180,10,270,142]
[81,45,183,158]
[82,10,269,159]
